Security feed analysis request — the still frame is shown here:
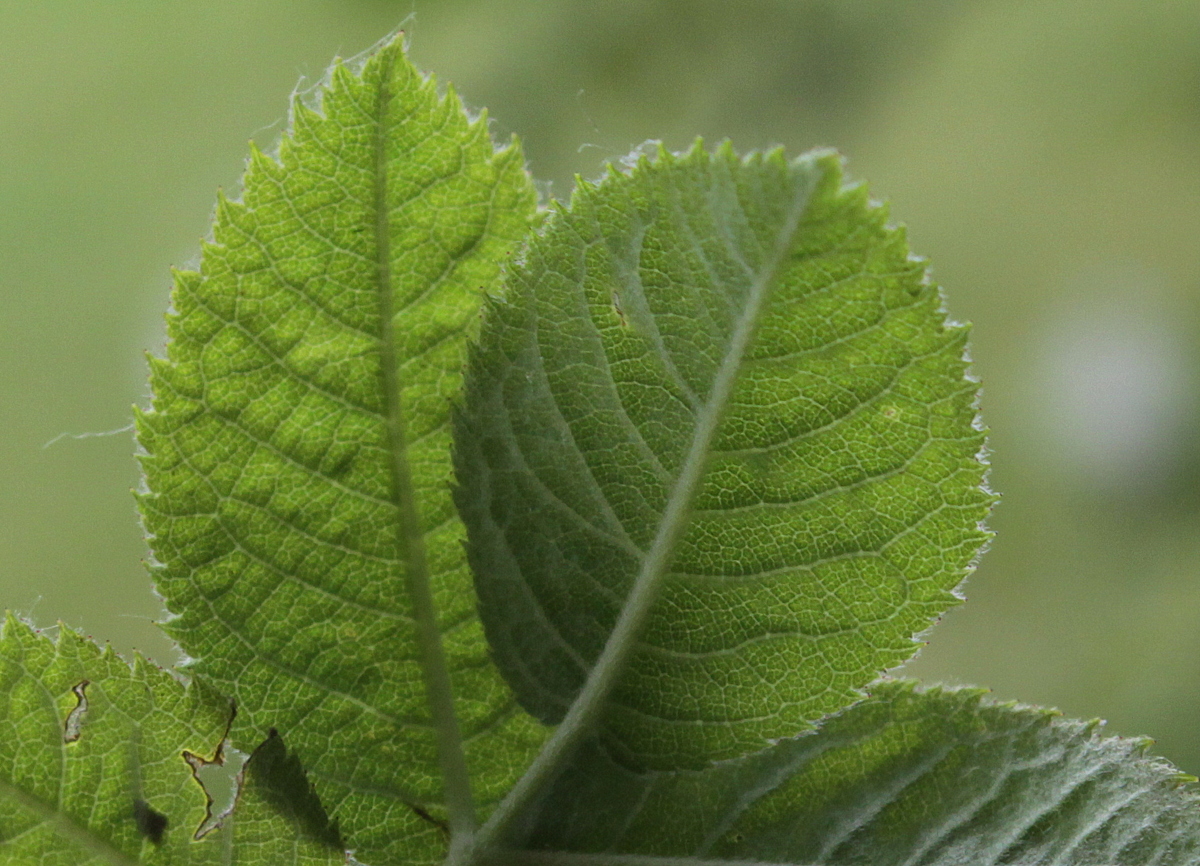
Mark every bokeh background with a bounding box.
[3,0,1199,771]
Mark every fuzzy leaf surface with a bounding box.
[136,35,545,865]
[0,614,343,865]
[455,145,993,770]
[529,680,1200,865]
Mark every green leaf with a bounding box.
[239,729,344,852]
[135,34,546,865]
[0,613,343,864]
[527,680,1200,866]
[455,143,993,774]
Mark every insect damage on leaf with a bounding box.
[62,679,88,743]
[182,699,242,840]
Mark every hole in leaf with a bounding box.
[183,699,242,840]
[62,680,88,743]
[185,745,248,839]
[133,798,168,845]
[241,728,343,851]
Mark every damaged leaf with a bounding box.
[0,615,341,864]
[135,31,546,866]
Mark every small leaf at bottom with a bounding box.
[528,680,1200,866]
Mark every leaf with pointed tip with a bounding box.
[528,680,1200,866]
[0,614,344,865]
[455,144,994,771]
[136,34,546,865]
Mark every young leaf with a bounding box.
[455,144,993,777]
[525,681,1200,866]
[0,614,343,864]
[135,34,546,865]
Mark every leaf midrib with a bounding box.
[473,161,819,855]
[369,48,476,844]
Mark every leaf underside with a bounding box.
[0,614,343,865]
[136,34,545,866]
[455,143,994,771]
[529,680,1200,866]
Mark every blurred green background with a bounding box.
[3,0,1199,770]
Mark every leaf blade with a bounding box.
[529,681,1200,866]
[455,143,994,772]
[0,614,343,865]
[137,34,546,865]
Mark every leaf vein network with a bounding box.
[389,158,510,321]
[631,621,899,663]
[489,513,597,678]
[194,526,410,623]
[710,334,945,461]
[744,277,924,365]
[149,437,417,621]
[808,740,961,861]
[516,324,650,561]
[183,586,432,733]
[593,219,706,413]
[203,486,401,568]
[248,188,378,271]
[571,237,677,484]
[207,411,393,508]
[693,430,933,515]
[669,497,959,583]
[187,289,380,416]
[603,695,802,728]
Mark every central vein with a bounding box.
[371,49,477,847]
[473,164,816,856]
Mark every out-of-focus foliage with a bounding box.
[2,0,1199,777]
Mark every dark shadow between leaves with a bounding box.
[240,728,344,851]
[127,724,170,846]
[133,798,168,845]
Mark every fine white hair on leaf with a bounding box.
[619,139,664,170]
[42,423,135,450]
